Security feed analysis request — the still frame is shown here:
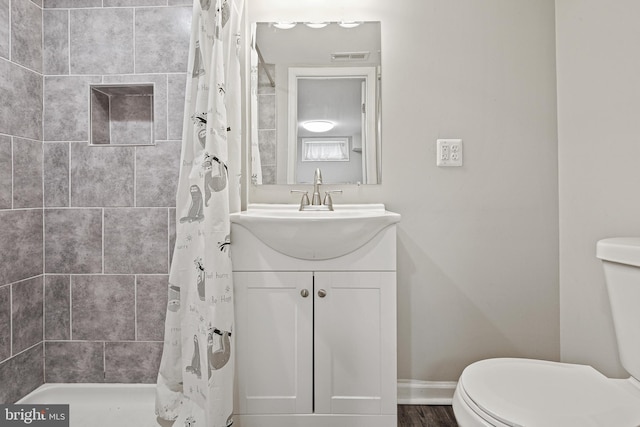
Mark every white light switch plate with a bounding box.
[437,139,463,167]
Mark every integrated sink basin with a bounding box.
[230,203,401,260]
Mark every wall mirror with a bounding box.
[250,21,382,185]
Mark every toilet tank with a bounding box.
[597,238,640,381]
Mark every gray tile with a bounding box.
[43,0,102,7]
[136,275,168,341]
[70,142,135,207]
[167,74,186,140]
[0,0,9,59]
[44,275,70,340]
[70,8,134,75]
[258,94,276,129]
[104,208,168,274]
[258,63,275,95]
[0,344,43,403]
[135,141,181,207]
[13,138,43,209]
[103,74,168,141]
[11,66,43,141]
[12,276,44,354]
[90,89,110,145]
[11,0,42,73]
[261,165,276,185]
[0,210,43,286]
[0,60,10,136]
[45,341,103,383]
[0,135,11,209]
[110,94,153,145]
[43,9,69,75]
[31,0,43,7]
[104,341,162,383]
[167,0,190,5]
[71,275,135,341]
[105,0,166,6]
[43,142,69,207]
[135,7,191,74]
[258,129,276,166]
[169,208,175,265]
[44,76,101,141]
[0,61,43,141]
[44,209,102,274]
[0,285,9,362]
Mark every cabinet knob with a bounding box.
[317,289,327,298]
[300,289,309,298]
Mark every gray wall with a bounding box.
[0,0,45,404]
[557,0,640,378]
[0,0,190,402]
[248,0,561,382]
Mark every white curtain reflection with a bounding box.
[301,138,349,162]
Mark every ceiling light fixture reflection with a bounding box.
[305,22,328,29]
[273,22,297,30]
[338,21,362,28]
[302,120,335,133]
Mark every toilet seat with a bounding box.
[457,358,640,427]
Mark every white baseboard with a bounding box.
[397,379,457,405]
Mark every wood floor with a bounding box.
[398,405,459,427]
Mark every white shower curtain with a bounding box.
[155,0,243,425]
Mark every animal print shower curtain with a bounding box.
[155,0,243,425]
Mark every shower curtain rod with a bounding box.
[255,44,276,88]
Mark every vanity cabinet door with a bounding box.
[313,271,397,415]
[235,271,313,415]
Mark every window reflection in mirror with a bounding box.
[250,21,381,185]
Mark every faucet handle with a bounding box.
[290,190,310,211]
[323,190,342,211]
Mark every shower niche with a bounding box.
[89,83,155,146]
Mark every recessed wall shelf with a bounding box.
[89,84,155,146]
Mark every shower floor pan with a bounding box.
[18,384,173,427]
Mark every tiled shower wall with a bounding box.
[0,0,192,402]
[257,63,276,184]
[41,0,189,385]
[0,0,45,404]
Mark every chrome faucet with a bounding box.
[291,168,341,211]
[290,190,310,210]
[323,190,342,210]
[311,168,323,205]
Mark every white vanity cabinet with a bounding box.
[231,213,398,427]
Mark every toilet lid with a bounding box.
[459,358,640,427]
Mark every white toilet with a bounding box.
[453,238,640,427]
